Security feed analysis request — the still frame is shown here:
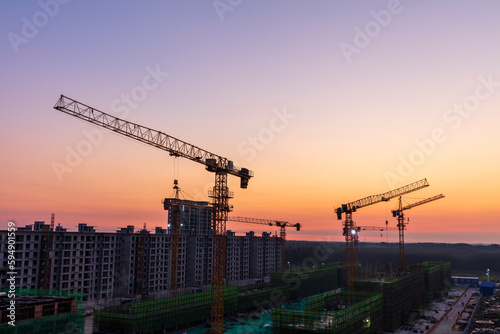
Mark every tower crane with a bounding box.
[170,180,181,296]
[228,217,301,271]
[54,95,253,334]
[336,178,429,290]
[392,194,444,271]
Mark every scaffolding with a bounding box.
[0,288,84,334]
[336,264,347,289]
[305,289,343,312]
[423,261,451,297]
[354,270,425,332]
[270,265,339,300]
[272,290,383,333]
[94,285,238,333]
[238,285,291,312]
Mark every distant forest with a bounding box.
[285,241,500,281]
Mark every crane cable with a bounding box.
[173,156,180,180]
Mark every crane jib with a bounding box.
[336,178,430,219]
[54,95,253,187]
[54,94,255,332]
[391,194,445,217]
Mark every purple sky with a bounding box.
[1,1,500,243]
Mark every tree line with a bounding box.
[285,241,500,281]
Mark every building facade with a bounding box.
[1,215,281,303]
[0,222,116,302]
[452,276,479,288]
[165,199,212,236]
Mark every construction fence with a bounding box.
[272,290,383,334]
[94,285,237,333]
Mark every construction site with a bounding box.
[5,0,500,332]
[0,95,463,333]
[87,261,452,333]
[6,95,454,334]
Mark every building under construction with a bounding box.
[93,264,340,332]
[0,288,84,334]
[270,264,341,300]
[95,286,238,333]
[272,290,384,334]
[46,96,452,333]
[0,220,281,304]
[271,261,451,334]
[353,262,451,332]
[0,220,450,333]
[91,262,450,333]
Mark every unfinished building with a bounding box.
[354,261,451,332]
[270,261,451,333]
[92,261,450,333]
[272,290,383,333]
[0,288,84,334]
[0,221,281,304]
[94,286,238,333]
[270,264,339,300]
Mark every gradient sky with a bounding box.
[1,1,499,244]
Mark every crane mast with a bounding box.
[54,95,253,334]
[336,178,429,290]
[228,217,301,271]
[392,194,444,271]
[170,180,181,295]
